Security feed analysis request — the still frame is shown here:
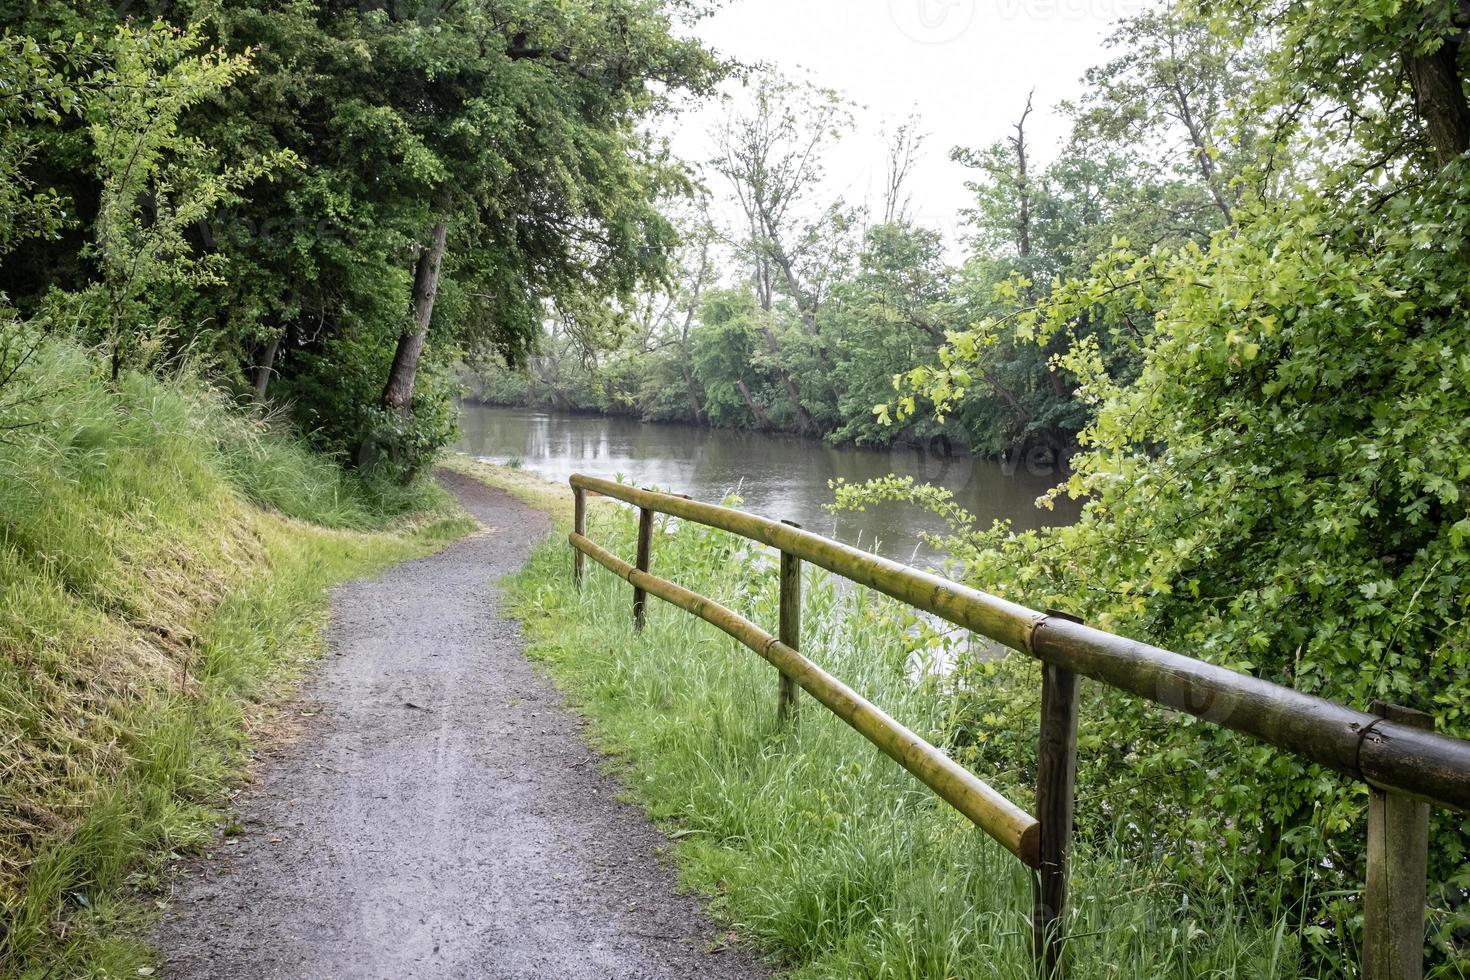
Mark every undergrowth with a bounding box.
[0,338,469,975]
[509,499,1318,978]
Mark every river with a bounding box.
[455,404,1080,565]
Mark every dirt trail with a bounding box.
[157,470,770,980]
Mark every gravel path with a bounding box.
[156,470,770,980]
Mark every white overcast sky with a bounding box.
[665,0,1145,246]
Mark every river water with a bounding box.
[456,404,1080,566]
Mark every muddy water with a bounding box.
[456,404,1079,566]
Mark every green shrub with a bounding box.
[279,330,461,483]
[846,167,1470,973]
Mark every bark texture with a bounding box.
[382,221,449,414]
[252,330,283,402]
[1404,37,1470,166]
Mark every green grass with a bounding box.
[0,337,471,976]
[508,499,1314,978]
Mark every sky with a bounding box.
[665,0,1145,247]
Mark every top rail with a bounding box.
[569,528,1040,864]
[570,473,1470,813]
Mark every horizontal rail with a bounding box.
[570,474,1470,813]
[570,529,1041,865]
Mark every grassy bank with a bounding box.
[0,340,470,976]
[508,496,1311,979]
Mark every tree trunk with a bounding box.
[766,232,842,404]
[769,240,820,336]
[381,220,449,414]
[750,236,814,432]
[1164,34,1235,225]
[679,244,709,424]
[758,322,814,432]
[1404,38,1470,166]
[1012,93,1034,262]
[735,378,773,428]
[252,329,283,403]
[680,358,704,423]
[983,365,1033,428]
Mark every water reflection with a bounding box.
[456,405,1080,565]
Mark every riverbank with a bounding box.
[454,403,1080,567]
[505,493,1307,978]
[0,341,470,977]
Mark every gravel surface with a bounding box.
[156,470,771,979]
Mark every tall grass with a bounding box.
[0,336,469,975]
[510,502,1313,978]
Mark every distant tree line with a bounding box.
[477,10,1254,463]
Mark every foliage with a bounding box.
[483,25,1252,461]
[78,22,290,378]
[0,29,103,264]
[0,0,722,471]
[842,1,1470,969]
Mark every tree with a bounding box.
[691,287,776,429]
[631,211,717,423]
[946,94,1090,458]
[0,0,726,478]
[320,0,721,472]
[0,30,103,267]
[82,23,284,381]
[1069,8,1260,226]
[824,222,961,446]
[915,8,1264,460]
[711,73,856,432]
[880,116,925,226]
[1199,0,1469,168]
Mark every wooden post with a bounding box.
[1363,701,1433,980]
[572,487,586,589]
[633,506,653,631]
[777,520,802,725]
[1033,655,1079,980]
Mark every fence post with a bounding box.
[1363,701,1433,980]
[1034,634,1080,979]
[572,487,586,589]
[633,505,653,631]
[777,520,802,725]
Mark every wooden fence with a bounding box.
[566,473,1470,979]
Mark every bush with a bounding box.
[843,167,1470,972]
[279,331,460,483]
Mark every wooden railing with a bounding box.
[566,473,1470,980]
